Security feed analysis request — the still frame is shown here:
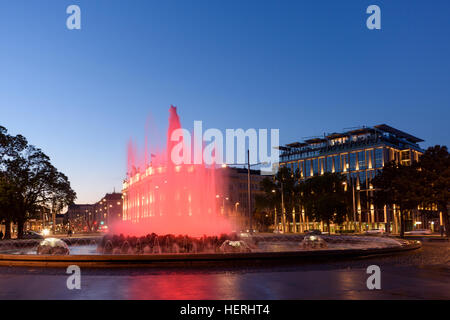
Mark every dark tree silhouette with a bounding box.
[415,145,450,237]
[300,173,349,234]
[372,161,421,237]
[0,126,76,239]
[255,166,300,232]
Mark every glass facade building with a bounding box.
[279,124,424,233]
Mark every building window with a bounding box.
[293,161,298,174]
[360,171,367,189]
[367,170,375,182]
[326,157,333,173]
[375,149,383,168]
[366,150,374,169]
[351,172,358,187]
[401,150,411,165]
[358,151,365,170]
[312,159,319,176]
[341,154,348,171]
[349,153,357,171]
[334,155,340,172]
[299,160,304,177]
[305,160,311,177]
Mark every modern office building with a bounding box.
[279,124,424,233]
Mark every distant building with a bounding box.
[65,204,95,232]
[93,192,123,232]
[65,192,123,233]
[219,166,266,231]
[279,124,424,233]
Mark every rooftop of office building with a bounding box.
[279,124,424,161]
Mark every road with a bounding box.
[0,241,448,299]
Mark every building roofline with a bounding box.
[374,124,424,143]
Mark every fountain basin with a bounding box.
[0,235,421,268]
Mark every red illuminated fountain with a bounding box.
[112,106,232,237]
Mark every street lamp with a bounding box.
[224,150,268,234]
[216,194,229,215]
[343,180,358,231]
[345,177,380,233]
[271,189,278,232]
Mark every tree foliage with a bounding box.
[0,126,76,239]
[372,161,421,237]
[256,167,349,233]
[255,166,300,232]
[300,173,349,233]
[414,145,450,236]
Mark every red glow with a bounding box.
[112,106,232,237]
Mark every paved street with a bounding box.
[0,242,448,299]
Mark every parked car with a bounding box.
[22,231,44,239]
[365,228,385,235]
[405,229,432,235]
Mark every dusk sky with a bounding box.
[1,0,449,204]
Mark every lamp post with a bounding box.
[234,202,240,228]
[272,189,277,231]
[345,177,379,233]
[343,179,358,232]
[216,194,229,215]
[280,180,286,233]
[224,150,268,234]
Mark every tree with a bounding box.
[0,175,20,239]
[415,145,450,237]
[372,161,421,237]
[300,173,349,234]
[0,126,27,238]
[255,177,279,231]
[0,126,76,239]
[255,166,300,232]
[252,209,274,232]
[275,166,300,232]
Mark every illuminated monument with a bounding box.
[119,106,232,237]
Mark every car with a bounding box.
[405,229,432,235]
[305,230,322,235]
[239,231,251,237]
[22,231,44,239]
[365,228,385,234]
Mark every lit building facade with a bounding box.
[65,204,95,232]
[219,166,266,231]
[93,193,123,232]
[65,193,122,233]
[279,124,424,233]
[121,164,265,233]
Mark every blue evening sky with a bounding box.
[1,0,449,203]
